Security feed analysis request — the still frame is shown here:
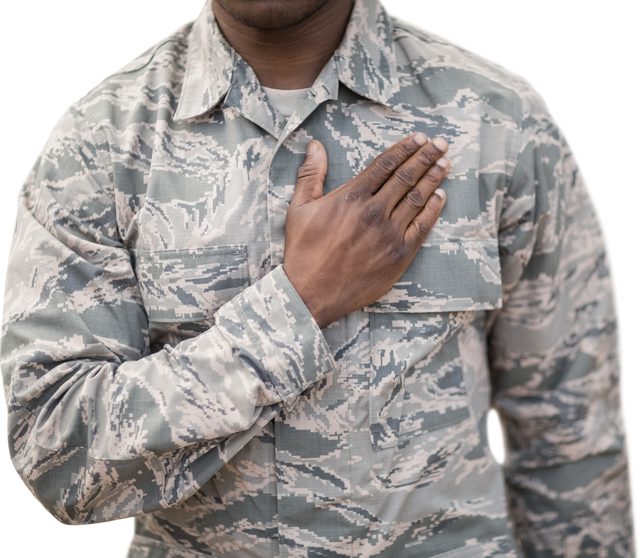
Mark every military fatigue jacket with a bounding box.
[2,1,633,557]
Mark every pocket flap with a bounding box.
[365,237,502,313]
[133,245,249,322]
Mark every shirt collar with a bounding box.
[174,0,402,122]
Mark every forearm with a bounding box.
[3,199,334,523]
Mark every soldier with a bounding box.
[1,0,633,556]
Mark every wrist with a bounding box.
[281,264,332,329]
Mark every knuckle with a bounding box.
[296,162,315,181]
[416,148,435,165]
[344,190,361,204]
[404,189,425,209]
[414,218,432,237]
[373,153,398,176]
[392,166,415,188]
[362,201,384,227]
[397,141,416,159]
[388,241,410,265]
[420,166,446,189]
[417,208,438,234]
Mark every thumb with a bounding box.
[291,140,327,207]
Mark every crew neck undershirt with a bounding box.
[262,86,309,118]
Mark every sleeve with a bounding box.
[488,90,634,556]
[1,107,335,525]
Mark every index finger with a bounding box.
[353,133,429,195]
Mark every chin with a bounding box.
[215,0,333,29]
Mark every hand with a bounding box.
[283,133,449,329]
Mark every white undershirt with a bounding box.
[262,86,309,118]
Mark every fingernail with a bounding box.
[307,141,318,155]
[433,188,446,201]
[433,137,448,152]
[413,132,428,146]
[435,157,449,169]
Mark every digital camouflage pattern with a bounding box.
[2,0,633,556]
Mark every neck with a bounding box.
[212,0,354,90]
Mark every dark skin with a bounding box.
[213,0,450,328]
[213,0,353,89]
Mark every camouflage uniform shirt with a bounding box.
[2,0,633,556]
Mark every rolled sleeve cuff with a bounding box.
[215,265,336,410]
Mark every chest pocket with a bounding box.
[132,245,249,323]
[365,237,502,451]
